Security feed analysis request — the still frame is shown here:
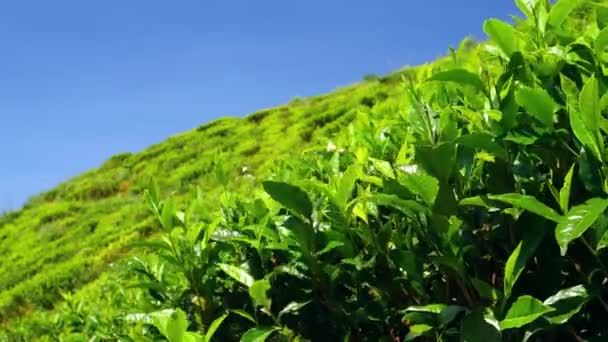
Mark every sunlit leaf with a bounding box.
[556,198,608,255]
[515,87,558,127]
[488,193,561,222]
[263,181,313,218]
[484,18,520,57]
[240,327,277,342]
[543,285,588,324]
[500,295,555,330]
[219,264,254,287]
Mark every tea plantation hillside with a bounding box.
[0,59,452,338]
[5,0,608,340]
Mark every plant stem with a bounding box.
[581,237,608,274]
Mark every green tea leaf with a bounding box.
[204,313,229,342]
[335,164,361,209]
[579,76,601,137]
[559,165,575,213]
[398,172,439,205]
[161,197,176,231]
[597,229,608,251]
[249,279,271,308]
[548,0,580,28]
[231,309,256,323]
[515,87,559,127]
[404,324,433,341]
[277,301,311,320]
[556,198,608,255]
[427,68,484,90]
[543,285,588,324]
[262,181,313,218]
[570,109,603,161]
[500,295,555,330]
[369,157,396,179]
[150,309,190,342]
[240,327,277,342]
[504,228,547,299]
[367,193,428,217]
[488,193,561,222]
[456,134,508,161]
[484,18,520,57]
[595,26,608,62]
[219,264,254,287]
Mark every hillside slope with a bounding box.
[0,69,417,328]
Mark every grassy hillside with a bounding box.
[0,65,429,336]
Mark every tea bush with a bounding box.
[120,0,608,341]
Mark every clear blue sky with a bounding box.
[0,1,518,211]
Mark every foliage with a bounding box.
[5,0,608,340]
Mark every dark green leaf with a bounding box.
[263,181,313,218]
[556,198,608,255]
[456,134,508,160]
[543,285,588,324]
[460,309,501,342]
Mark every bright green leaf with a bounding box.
[204,313,229,342]
[277,301,311,320]
[500,295,555,330]
[488,193,561,222]
[559,165,575,213]
[240,327,277,342]
[404,324,433,341]
[219,264,254,288]
[460,309,501,342]
[150,309,190,342]
[595,26,608,62]
[249,279,271,308]
[369,157,396,179]
[515,87,558,127]
[548,0,580,28]
[556,198,608,255]
[262,181,313,218]
[484,18,520,57]
[427,68,484,90]
[398,172,439,205]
